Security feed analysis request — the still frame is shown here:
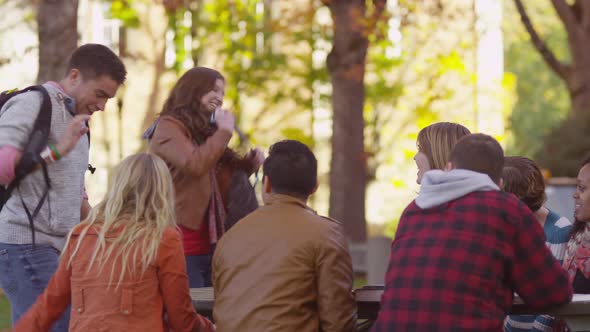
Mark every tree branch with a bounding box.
[513,0,570,80]
[552,0,578,34]
[370,0,387,27]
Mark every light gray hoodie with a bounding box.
[415,169,499,209]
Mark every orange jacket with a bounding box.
[14,225,214,332]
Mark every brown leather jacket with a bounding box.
[14,226,214,332]
[148,116,231,230]
[212,194,357,332]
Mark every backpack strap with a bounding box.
[14,86,52,178]
[6,85,53,248]
[17,160,51,247]
[3,86,52,196]
[86,124,95,174]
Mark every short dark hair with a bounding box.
[502,156,546,212]
[263,140,317,199]
[66,44,127,84]
[449,134,504,183]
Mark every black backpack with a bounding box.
[224,169,259,230]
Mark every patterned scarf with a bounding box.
[563,224,590,281]
[208,170,226,245]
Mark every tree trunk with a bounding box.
[140,41,167,132]
[325,0,370,243]
[568,75,590,114]
[565,31,590,114]
[514,0,590,114]
[37,0,79,84]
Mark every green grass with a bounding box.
[354,275,367,289]
[0,293,10,330]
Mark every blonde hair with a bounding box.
[417,122,471,170]
[63,153,177,289]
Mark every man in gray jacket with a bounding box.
[0,44,126,331]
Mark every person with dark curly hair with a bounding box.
[563,153,590,294]
[502,156,572,332]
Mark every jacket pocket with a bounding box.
[120,287,133,316]
[73,287,85,314]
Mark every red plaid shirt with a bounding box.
[372,190,573,332]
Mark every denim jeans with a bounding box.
[0,242,70,331]
[185,254,212,288]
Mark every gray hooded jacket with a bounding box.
[416,169,499,209]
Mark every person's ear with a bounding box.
[498,178,504,188]
[67,68,81,86]
[263,175,272,194]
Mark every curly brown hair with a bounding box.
[502,156,546,212]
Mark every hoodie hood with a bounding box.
[415,169,499,209]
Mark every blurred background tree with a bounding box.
[0,3,587,325]
[510,0,590,176]
[0,0,581,243]
[503,0,570,159]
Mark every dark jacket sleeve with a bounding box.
[510,201,573,309]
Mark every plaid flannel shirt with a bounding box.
[371,190,573,332]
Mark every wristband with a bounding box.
[40,147,55,163]
[49,144,61,160]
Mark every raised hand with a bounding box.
[214,108,235,134]
[56,114,90,157]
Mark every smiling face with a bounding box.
[200,79,225,113]
[414,151,431,184]
[574,164,590,222]
[67,70,119,116]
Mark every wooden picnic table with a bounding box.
[191,286,590,331]
[190,287,214,317]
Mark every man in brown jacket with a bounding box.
[212,140,356,332]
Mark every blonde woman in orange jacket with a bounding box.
[14,153,214,332]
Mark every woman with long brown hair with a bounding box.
[146,67,263,288]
